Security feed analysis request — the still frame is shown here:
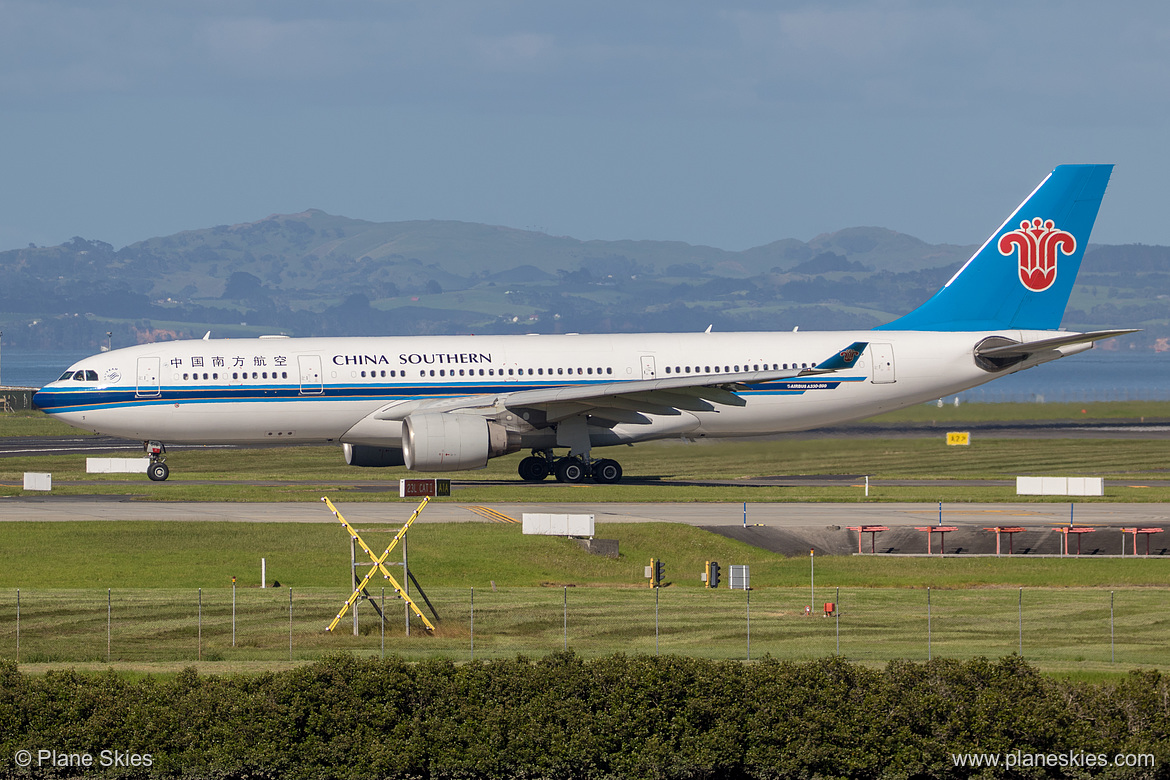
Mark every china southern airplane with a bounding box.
[34,164,1132,484]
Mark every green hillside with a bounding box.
[0,211,1162,352]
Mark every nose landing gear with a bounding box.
[145,440,169,481]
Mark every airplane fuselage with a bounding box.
[34,328,1081,448]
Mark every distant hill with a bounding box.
[0,211,1164,352]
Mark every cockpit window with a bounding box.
[62,370,99,382]
[59,371,77,381]
[73,372,86,381]
[86,370,99,381]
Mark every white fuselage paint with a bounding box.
[36,329,1083,451]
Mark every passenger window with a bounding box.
[183,373,189,380]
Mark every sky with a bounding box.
[2,0,1168,253]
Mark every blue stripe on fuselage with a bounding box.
[34,376,866,414]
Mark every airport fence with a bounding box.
[2,585,1167,669]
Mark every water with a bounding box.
[2,347,1167,401]
[1,349,93,389]
[952,349,1170,403]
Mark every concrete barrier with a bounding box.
[23,472,51,491]
[523,513,595,536]
[1016,476,1104,496]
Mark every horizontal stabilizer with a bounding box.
[975,329,1137,359]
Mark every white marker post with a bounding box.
[262,558,267,588]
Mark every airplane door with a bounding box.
[136,357,161,398]
[640,355,656,379]
[870,343,895,384]
[298,355,324,395]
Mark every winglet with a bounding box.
[809,342,868,372]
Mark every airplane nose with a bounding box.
[32,388,54,410]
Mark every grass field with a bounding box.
[1,522,1168,677]
[2,521,1168,590]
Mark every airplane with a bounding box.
[33,164,1133,484]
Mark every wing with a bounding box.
[374,342,868,425]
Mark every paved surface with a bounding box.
[3,498,1168,527]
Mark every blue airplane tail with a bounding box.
[876,164,1113,331]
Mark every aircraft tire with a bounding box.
[148,462,169,482]
[518,456,550,482]
[554,457,585,483]
[592,459,622,484]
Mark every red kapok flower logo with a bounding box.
[998,217,1076,293]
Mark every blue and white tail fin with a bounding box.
[876,164,1113,331]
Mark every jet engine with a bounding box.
[402,413,516,471]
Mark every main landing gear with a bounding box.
[517,450,623,484]
[145,440,169,481]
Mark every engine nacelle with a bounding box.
[342,443,406,468]
[402,413,513,471]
